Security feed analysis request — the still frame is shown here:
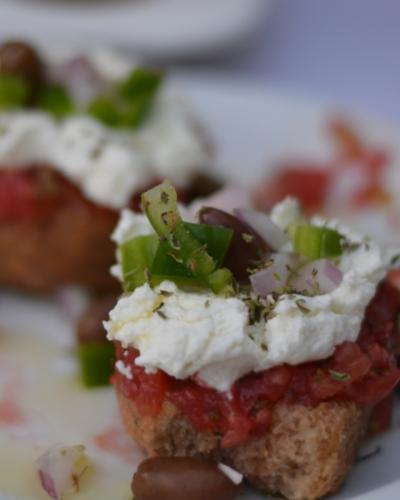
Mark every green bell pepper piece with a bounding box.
[151,222,233,277]
[141,181,234,293]
[289,223,342,259]
[38,84,74,118]
[142,180,217,277]
[0,74,30,109]
[87,96,120,127]
[119,68,164,101]
[120,234,158,292]
[78,342,115,388]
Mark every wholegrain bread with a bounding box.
[116,388,369,500]
[0,196,118,293]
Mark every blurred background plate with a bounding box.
[0,0,271,60]
[171,70,400,184]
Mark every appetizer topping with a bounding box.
[131,456,241,500]
[0,74,31,109]
[288,223,342,259]
[288,259,343,295]
[0,40,43,102]
[141,181,234,293]
[249,252,300,296]
[199,206,268,281]
[89,67,163,128]
[0,41,210,209]
[254,119,398,248]
[77,342,114,388]
[234,207,289,251]
[106,280,255,391]
[0,40,161,125]
[107,187,398,397]
[0,100,208,209]
[36,444,89,499]
[113,281,400,446]
[38,84,74,119]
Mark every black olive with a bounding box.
[199,206,270,281]
[132,456,241,500]
[0,40,44,101]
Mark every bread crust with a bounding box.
[116,388,369,500]
[0,197,118,293]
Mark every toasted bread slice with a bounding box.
[116,387,369,500]
[0,194,118,293]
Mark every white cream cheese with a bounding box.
[0,98,210,209]
[115,360,133,380]
[270,196,302,229]
[105,198,394,392]
[111,209,153,244]
[105,280,261,392]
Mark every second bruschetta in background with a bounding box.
[0,40,221,293]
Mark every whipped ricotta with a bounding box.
[0,93,210,209]
[105,198,395,392]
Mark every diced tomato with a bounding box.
[0,167,193,222]
[235,365,292,413]
[331,342,372,380]
[114,279,400,446]
[344,368,400,406]
[387,269,400,290]
[309,369,341,400]
[254,120,391,216]
[328,119,390,175]
[328,119,364,161]
[220,412,253,448]
[255,167,331,214]
[113,345,171,416]
[0,166,113,222]
[0,169,46,220]
[169,382,224,433]
[134,370,171,416]
[351,184,391,208]
[369,394,394,434]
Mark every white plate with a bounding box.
[1,74,400,499]
[0,0,270,60]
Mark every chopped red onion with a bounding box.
[37,444,89,499]
[235,208,289,251]
[189,185,251,217]
[51,56,105,104]
[289,259,343,295]
[250,253,299,296]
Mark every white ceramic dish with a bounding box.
[0,0,270,60]
[1,73,400,499]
